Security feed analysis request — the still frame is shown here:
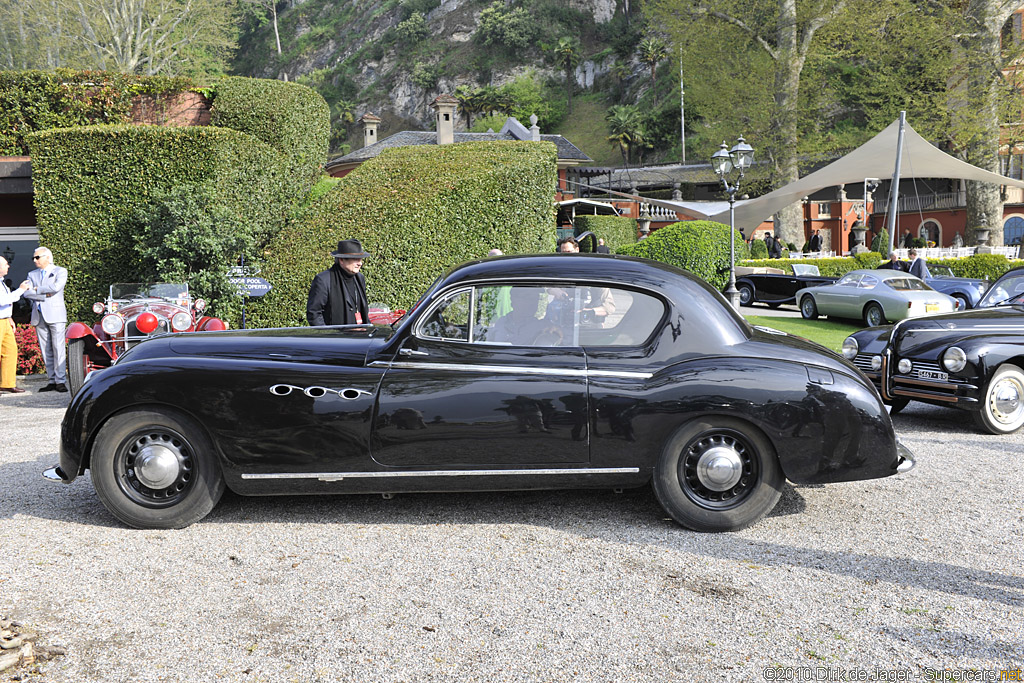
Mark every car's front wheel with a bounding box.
[973,364,1024,434]
[800,296,818,320]
[738,283,754,306]
[653,418,784,532]
[863,302,885,327]
[90,408,225,528]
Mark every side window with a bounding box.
[419,289,471,341]
[859,274,879,289]
[578,287,665,346]
[838,274,861,288]
[474,285,577,347]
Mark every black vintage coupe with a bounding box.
[844,267,1024,434]
[735,264,838,308]
[49,255,914,531]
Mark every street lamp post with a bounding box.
[711,136,754,309]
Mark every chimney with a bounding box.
[431,94,459,145]
[529,114,540,142]
[360,112,382,149]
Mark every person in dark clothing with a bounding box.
[596,238,611,254]
[877,253,907,272]
[307,239,371,326]
[902,230,914,249]
[768,232,783,259]
[808,230,822,252]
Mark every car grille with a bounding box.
[852,354,878,374]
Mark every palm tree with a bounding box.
[605,105,648,167]
[553,37,581,114]
[637,38,667,105]
[454,85,485,128]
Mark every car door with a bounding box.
[817,273,862,316]
[372,283,590,467]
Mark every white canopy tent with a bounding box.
[613,118,1024,232]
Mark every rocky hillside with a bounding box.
[233,0,657,163]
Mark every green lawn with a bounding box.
[744,315,863,354]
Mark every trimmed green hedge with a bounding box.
[247,140,559,328]
[210,77,330,197]
[27,124,291,323]
[573,215,637,253]
[617,220,749,290]
[0,69,193,155]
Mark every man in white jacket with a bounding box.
[22,247,68,392]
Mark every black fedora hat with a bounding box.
[331,239,371,259]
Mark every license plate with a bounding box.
[925,304,940,312]
[918,369,948,381]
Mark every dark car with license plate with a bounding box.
[844,267,1024,434]
[48,255,914,531]
[736,263,837,307]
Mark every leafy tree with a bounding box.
[552,36,581,114]
[475,1,536,52]
[238,0,282,57]
[454,85,485,128]
[396,12,429,43]
[411,61,439,90]
[606,104,649,166]
[499,72,565,130]
[637,37,668,105]
[133,185,261,322]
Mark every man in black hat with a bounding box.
[307,239,371,326]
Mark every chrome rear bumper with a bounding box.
[42,466,69,483]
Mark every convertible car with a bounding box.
[844,267,1024,434]
[736,264,837,307]
[923,265,989,309]
[47,255,914,532]
[799,269,958,326]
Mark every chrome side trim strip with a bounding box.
[241,467,641,481]
[370,360,653,380]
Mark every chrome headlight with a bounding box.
[897,358,913,374]
[170,311,192,332]
[92,301,105,315]
[871,356,882,371]
[101,314,124,335]
[841,337,858,360]
[942,347,967,373]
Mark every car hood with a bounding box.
[118,325,396,367]
[891,307,1024,355]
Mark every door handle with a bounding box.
[400,348,428,357]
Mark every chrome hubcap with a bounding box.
[695,445,743,491]
[990,377,1023,425]
[134,444,180,489]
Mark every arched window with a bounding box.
[1004,216,1024,245]
[919,220,940,246]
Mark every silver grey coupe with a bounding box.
[798,269,958,326]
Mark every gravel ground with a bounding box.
[1,373,1022,682]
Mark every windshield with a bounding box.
[929,265,954,278]
[979,270,1024,307]
[791,264,821,277]
[110,283,189,300]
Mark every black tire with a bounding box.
[972,363,1024,434]
[799,296,818,320]
[888,398,910,415]
[652,418,784,532]
[90,408,225,529]
[67,338,86,397]
[863,303,885,327]
[738,283,754,306]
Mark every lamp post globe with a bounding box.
[713,136,754,310]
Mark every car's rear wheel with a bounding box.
[653,418,784,532]
[67,338,86,397]
[800,296,818,320]
[90,408,225,529]
[738,283,754,306]
[973,364,1024,434]
[863,303,885,327]
[953,294,969,310]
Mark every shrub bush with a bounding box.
[247,140,559,328]
[27,124,291,324]
[871,229,890,257]
[617,221,749,290]
[15,324,44,375]
[210,77,330,199]
[749,238,768,259]
[573,215,636,253]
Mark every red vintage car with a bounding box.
[65,283,226,396]
[368,303,406,325]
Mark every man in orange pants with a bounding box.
[0,256,31,394]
